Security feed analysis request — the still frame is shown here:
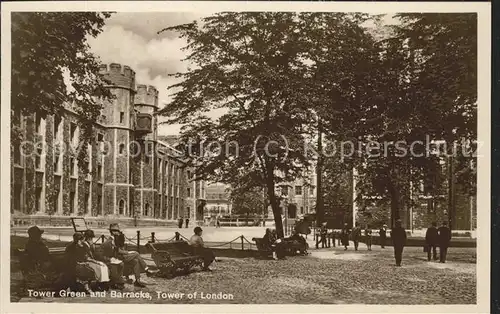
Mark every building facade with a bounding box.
[205,182,232,217]
[10,63,206,227]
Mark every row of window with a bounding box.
[279,186,315,196]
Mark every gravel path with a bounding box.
[11,246,475,304]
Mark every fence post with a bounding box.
[101,234,105,244]
[151,232,155,243]
[137,230,141,253]
[241,235,244,251]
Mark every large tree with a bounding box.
[229,186,266,223]
[11,12,113,167]
[349,13,477,228]
[159,12,376,237]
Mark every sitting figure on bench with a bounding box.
[82,230,110,290]
[24,226,51,272]
[189,227,215,271]
[22,226,58,289]
[263,229,285,260]
[102,223,156,288]
[65,232,104,293]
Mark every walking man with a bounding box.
[352,222,362,251]
[390,220,407,267]
[365,224,373,251]
[379,224,387,249]
[425,222,438,261]
[340,223,351,250]
[437,221,452,263]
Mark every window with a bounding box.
[187,207,190,218]
[97,133,104,142]
[35,142,43,170]
[119,144,125,155]
[187,188,191,197]
[54,154,60,173]
[187,171,192,179]
[97,164,103,181]
[310,187,314,195]
[14,143,21,165]
[120,112,124,123]
[70,123,77,143]
[83,193,89,216]
[35,188,42,213]
[97,194,102,216]
[70,157,76,176]
[144,203,150,216]
[300,206,304,214]
[54,176,61,213]
[118,199,125,215]
[295,186,302,195]
[13,184,22,213]
[69,193,75,214]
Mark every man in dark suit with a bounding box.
[379,224,387,249]
[102,223,157,288]
[425,222,439,261]
[437,221,452,263]
[390,220,407,266]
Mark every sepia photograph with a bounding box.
[1,1,491,313]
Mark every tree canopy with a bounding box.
[11,12,114,166]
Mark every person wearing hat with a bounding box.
[101,225,125,289]
[425,222,439,261]
[390,219,407,266]
[437,221,452,263]
[102,223,156,288]
[364,224,373,251]
[352,222,362,251]
[82,229,110,287]
[340,223,351,250]
[378,224,388,249]
[189,226,215,270]
[318,222,328,249]
[23,225,52,277]
[64,232,94,293]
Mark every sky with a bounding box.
[88,12,398,136]
[88,12,209,136]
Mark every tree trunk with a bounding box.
[316,118,324,226]
[265,170,284,238]
[389,183,401,228]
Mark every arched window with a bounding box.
[118,199,125,215]
[119,144,125,155]
[144,203,150,216]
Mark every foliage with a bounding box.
[160,12,378,237]
[330,13,478,228]
[229,186,266,218]
[11,12,114,170]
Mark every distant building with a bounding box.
[205,182,232,217]
[10,63,206,227]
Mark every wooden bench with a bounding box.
[252,237,308,258]
[146,241,204,278]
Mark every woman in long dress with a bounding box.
[82,230,110,287]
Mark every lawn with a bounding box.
[11,244,476,304]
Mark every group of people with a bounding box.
[261,228,309,260]
[23,224,158,293]
[316,220,453,267]
[177,217,190,229]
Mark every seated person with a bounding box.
[263,229,285,260]
[22,226,58,289]
[82,230,110,289]
[65,232,97,293]
[24,226,51,271]
[189,227,215,271]
[101,223,156,288]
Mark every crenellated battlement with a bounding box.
[99,63,136,90]
[135,84,159,108]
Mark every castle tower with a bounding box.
[133,85,159,218]
[98,63,136,217]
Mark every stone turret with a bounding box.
[135,85,159,109]
[99,63,136,91]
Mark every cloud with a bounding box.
[88,12,210,135]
